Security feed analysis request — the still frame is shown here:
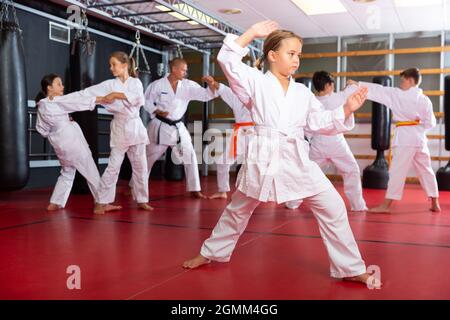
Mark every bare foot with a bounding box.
[93,203,105,215]
[343,272,382,289]
[430,198,441,213]
[368,205,391,213]
[208,192,228,199]
[104,204,122,212]
[182,254,211,269]
[369,199,392,213]
[47,203,61,211]
[191,191,207,199]
[138,202,154,211]
[94,203,122,215]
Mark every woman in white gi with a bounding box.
[35,74,107,211]
[77,52,153,214]
[183,21,379,287]
[285,71,367,212]
[201,76,253,200]
[138,58,216,199]
[348,68,440,213]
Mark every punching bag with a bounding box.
[0,2,29,190]
[362,76,392,189]
[164,146,185,181]
[69,22,98,194]
[296,77,312,90]
[436,75,450,190]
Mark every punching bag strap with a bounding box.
[1,0,21,31]
[71,9,94,56]
[129,30,151,73]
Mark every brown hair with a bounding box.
[109,51,137,77]
[169,57,187,71]
[400,67,421,85]
[254,29,303,70]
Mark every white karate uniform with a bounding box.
[215,83,253,192]
[36,92,100,207]
[285,85,367,211]
[79,77,149,204]
[199,34,366,279]
[141,75,216,192]
[360,81,439,200]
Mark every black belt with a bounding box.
[155,115,183,145]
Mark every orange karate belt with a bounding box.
[229,122,255,159]
[388,120,421,167]
[395,120,420,127]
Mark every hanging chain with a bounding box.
[0,0,21,30]
[129,30,151,72]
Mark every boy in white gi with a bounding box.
[183,21,380,287]
[348,68,440,213]
[285,71,367,212]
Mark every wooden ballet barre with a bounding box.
[185,46,450,64]
[300,46,450,59]
[354,154,449,161]
[294,68,450,79]
[344,134,444,140]
[354,112,444,119]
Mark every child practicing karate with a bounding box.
[183,21,380,287]
[77,51,153,214]
[285,71,367,212]
[348,68,440,213]
[201,76,253,200]
[35,74,109,212]
[137,58,216,199]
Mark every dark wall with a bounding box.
[8,0,167,189]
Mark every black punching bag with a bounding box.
[118,70,152,181]
[362,76,392,189]
[69,27,98,194]
[0,6,29,190]
[164,137,185,181]
[138,70,152,126]
[436,75,450,190]
[296,77,312,90]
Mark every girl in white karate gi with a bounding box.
[35,74,106,211]
[183,21,380,287]
[78,52,153,214]
[285,71,367,212]
[201,76,253,200]
[348,68,440,213]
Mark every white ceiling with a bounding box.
[189,0,450,38]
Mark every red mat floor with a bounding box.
[1,176,450,300]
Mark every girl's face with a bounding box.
[109,57,128,77]
[47,77,64,97]
[267,37,302,77]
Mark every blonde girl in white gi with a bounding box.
[35,74,107,212]
[183,21,380,287]
[201,76,253,200]
[77,52,153,214]
[285,71,367,212]
[348,68,440,213]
